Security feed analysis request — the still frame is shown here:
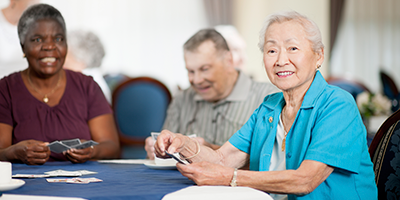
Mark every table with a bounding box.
[4,161,194,200]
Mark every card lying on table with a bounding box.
[45,169,98,177]
[13,174,52,178]
[47,139,99,153]
[46,177,102,184]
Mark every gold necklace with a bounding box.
[27,69,61,103]
[281,109,289,152]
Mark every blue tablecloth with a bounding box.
[4,161,194,200]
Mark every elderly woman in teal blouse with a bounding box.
[155,11,377,199]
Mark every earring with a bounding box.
[22,53,25,58]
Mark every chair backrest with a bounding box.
[326,76,371,100]
[380,71,399,100]
[112,77,172,142]
[380,71,400,112]
[369,109,400,199]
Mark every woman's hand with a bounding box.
[11,140,50,165]
[177,161,234,186]
[64,146,94,163]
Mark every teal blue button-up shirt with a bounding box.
[229,71,377,200]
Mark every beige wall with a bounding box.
[233,0,330,82]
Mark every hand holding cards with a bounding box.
[165,151,190,165]
[47,139,98,153]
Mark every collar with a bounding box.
[261,71,327,110]
[194,71,252,102]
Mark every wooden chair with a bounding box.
[112,77,172,159]
[369,109,400,199]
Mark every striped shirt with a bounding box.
[163,72,278,146]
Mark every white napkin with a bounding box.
[162,186,273,200]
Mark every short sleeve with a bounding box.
[85,76,112,120]
[0,77,13,126]
[305,91,365,173]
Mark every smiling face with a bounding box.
[263,20,324,93]
[22,18,67,77]
[185,40,235,102]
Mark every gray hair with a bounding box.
[258,11,324,53]
[184,29,230,54]
[18,4,66,45]
[68,30,105,68]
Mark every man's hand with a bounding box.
[145,136,155,160]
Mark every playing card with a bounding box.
[76,170,98,175]
[79,177,102,183]
[151,132,160,140]
[44,169,82,177]
[47,141,71,153]
[60,138,81,146]
[46,177,102,184]
[12,174,51,178]
[165,151,189,165]
[46,178,69,183]
[66,178,90,184]
[70,140,98,149]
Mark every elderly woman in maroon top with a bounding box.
[0,4,120,165]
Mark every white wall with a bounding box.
[0,0,330,90]
[233,0,330,82]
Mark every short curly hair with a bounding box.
[18,4,66,45]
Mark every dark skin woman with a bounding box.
[0,4,119,165]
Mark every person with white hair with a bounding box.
[154,11,377,199]
[214,25,247,71]
[63,30,112,103]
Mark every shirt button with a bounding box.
[269,117,273,123]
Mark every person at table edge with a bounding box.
[145,29,278,159]
[0,4,119,165]
[155,11,377,199]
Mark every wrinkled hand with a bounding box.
[154,130,192,158]
[12,140,50,165]
[145,136,155,160]
[64,146,94,163]
[177,161,234,186]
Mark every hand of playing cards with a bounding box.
[47,138,99,153]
